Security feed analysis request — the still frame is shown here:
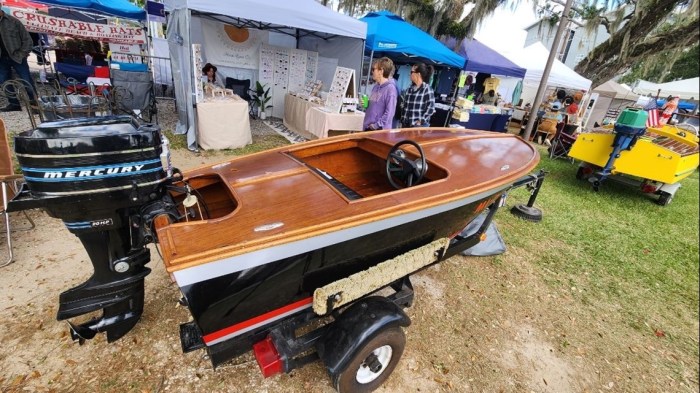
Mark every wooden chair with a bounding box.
[0,118,36,267]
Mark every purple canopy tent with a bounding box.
[456,38,526,78]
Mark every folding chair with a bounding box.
[548,121,578,163]
[110,68,157,122]
[54,62,94,95]
[0,118,36,267]
[225,77,256,118]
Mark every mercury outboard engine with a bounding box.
[8,116,177,343]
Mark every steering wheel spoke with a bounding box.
[406,173,414,187]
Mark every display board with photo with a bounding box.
[192,44,204,104]
[325,66,355,113]
[288,49,308,94]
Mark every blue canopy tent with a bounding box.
[33,0,146,20]
[361,11,465,68]
[360,10,465,89]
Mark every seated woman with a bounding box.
[202,63,223,87]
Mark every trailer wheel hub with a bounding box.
[357,345,392,383]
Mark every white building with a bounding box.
[523,19,610,70]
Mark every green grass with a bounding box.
[498,147,699,339]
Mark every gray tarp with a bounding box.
[459,211,507,257]
[166,8,195,147]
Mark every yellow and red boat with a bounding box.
[569,112,699,205]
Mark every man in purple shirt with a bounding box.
[363,57,397,130]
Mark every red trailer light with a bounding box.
[253,336,283,378]
[641,183,658,193]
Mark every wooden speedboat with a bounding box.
[155,127,539,352]
[9,117,540,391]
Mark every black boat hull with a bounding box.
[175,187,505,363]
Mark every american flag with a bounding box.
[646,109,660,128]
[643,99,660,128]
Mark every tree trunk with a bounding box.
[397,0,404,17]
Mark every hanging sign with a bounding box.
[9,8,146,44]
[146,1,165,24]
[201,19,268,69]
[109,43,142,63]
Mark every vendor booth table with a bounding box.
[283,93,322,134]
[196,97,252,150]
[305,107,364,138]
[449,113,511,132]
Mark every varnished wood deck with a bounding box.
[155,128,539,272]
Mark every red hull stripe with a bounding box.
[203,297,313,345]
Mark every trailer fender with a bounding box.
[317,296,411,376]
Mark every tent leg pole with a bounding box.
[365,50,374,96]
[187,9,199,151]
[444,69,461,127]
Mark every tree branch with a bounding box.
[575,7,699,85]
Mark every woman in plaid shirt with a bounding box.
[400,63,435,128]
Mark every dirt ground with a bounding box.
[0,146,697,393]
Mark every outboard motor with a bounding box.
[8,116,177,343]
[590,108,648,190]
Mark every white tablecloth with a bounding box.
[283,93,322,134]
[196,98,252,150]
[305,107,365,138]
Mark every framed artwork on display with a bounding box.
[325,66,355,113]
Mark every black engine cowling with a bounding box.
[9,116,175,342]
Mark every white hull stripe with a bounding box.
[173,185,509,288]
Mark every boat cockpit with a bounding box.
[165,138,449,222]
[286,138,448,199]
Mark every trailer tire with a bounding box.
[657,192,673,206]
[333,327,405,393]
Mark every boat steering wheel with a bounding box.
[385,140,427,189]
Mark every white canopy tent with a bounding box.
[632,77,699,100]
[164,0,367,149]
[594,79,639,101]
[587,79,640,129]
[501,42,592,106]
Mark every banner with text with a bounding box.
[109,43,142,63]
[10,8,146,45]
[201,19,268,70]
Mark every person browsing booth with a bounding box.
[0,6,35,112]
[400,63,435,128]
[363,57,397,131]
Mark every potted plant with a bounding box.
[252,81,273,120]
